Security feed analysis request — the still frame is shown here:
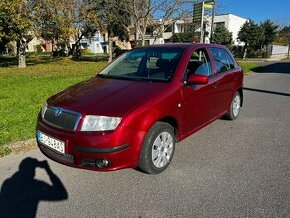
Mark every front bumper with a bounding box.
[36,117,146,171]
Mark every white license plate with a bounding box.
[37,131,65,154]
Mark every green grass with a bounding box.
[0,146,12,157]
[238,61,259,75]
[0,56,107,147]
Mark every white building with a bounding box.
[80,32,106,53]
[208,14,248,45]
[26,31,107,54]
[140,13,248,46]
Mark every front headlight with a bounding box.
[81,115,122,131]
[41,102,47,119]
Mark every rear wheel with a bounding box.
[226,92,241,120]
[138,122,175,174]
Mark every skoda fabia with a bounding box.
[36,43,243,174]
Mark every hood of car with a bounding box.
[47,76,168,117]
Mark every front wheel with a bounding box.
[138,122,175,174]
[226,92,241,120]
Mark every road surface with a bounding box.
[1,61,289,217]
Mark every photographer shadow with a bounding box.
[0,158,68,218]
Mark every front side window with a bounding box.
[99,47,185,82]
[186,48,212,77]
[210,47,235,73]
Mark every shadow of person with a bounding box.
[0,158,68,218]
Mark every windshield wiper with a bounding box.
[97,74,169,82]
[97,74,133,80]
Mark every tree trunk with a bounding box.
[72,33,83,58]
[153,23,165,44]
[103,34,107,53]
[141,18,149,46]
[17,39,26,68]
[108,37,113,63]
[75,42,81,58]
[141,26,147,46]
[141,37,145,46]
[141,28,146,46]
[243,44,248,59]
[72,41,81,58]
[51,40,54,53]
[134,25,138,48]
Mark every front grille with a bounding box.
[39,144,74,164]
[43,106,81,131]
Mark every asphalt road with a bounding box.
[1,61,289,218]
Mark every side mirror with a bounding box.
[187,74,208,85]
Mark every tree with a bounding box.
[260,19,278,57]
[0,0,36,68]
[35,0,62,52]
[0,6,11,54]
[212,26,232,47]
[121,0,196,46]
[35,0,76,55]
[260,20,278,47]
[35,0,101,57]
[150,0,191,44]
[70,0,101,57]
[93,0,130,62]
[275,26,290,45]
[122,0,151,46]
[238,20,264,59]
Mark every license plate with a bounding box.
[37,131,65,154]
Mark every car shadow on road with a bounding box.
[0,158,68,218]
[244,87,290,97]
[251,62,290,74]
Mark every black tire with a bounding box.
[226,92,241,120]
[138,121,175,174]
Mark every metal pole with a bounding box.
[210,0,216,43]
[200,2,205,43]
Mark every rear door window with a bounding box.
[210,48,235,73]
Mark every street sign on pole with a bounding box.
[204,3,213,9]
[209,0,216,42]
[193,2,203,26]
[193,0,215,43]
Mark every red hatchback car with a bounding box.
[36,43,243,174]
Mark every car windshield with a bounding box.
[98,47,185,82]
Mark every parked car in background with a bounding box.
[36,43,243,174]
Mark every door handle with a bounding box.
[211,82,219,88]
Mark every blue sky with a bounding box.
[218,0,290,25]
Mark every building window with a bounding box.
[214,22,225,29]
[164,25,173,32]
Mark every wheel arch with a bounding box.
[159,116,180,142]
[237,87,243,107]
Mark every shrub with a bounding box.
[81,48,92,55]
[172,33,199,43]
[36,44,43,53]
[7,42,16,55]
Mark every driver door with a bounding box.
[181,48,217,134]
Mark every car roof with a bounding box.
[143,43,225,49]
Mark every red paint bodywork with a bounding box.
[36,43,243,171]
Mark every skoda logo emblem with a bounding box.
[54,108,62,116]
